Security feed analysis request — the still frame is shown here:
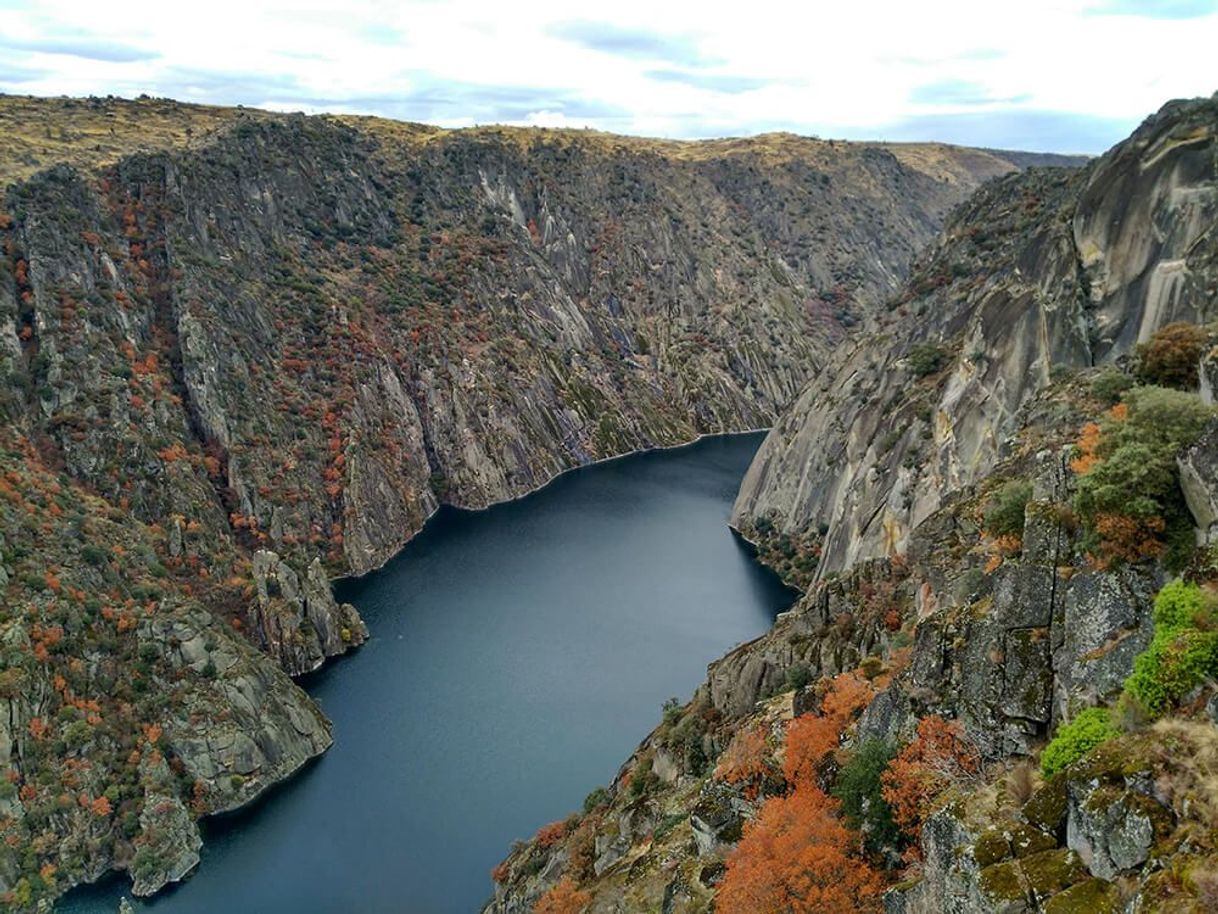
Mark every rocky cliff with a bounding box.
[488,95,1218,914]
[732,95,1218,577]
[0,93,1048,909]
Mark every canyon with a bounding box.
[0,92,1066,908]
[488,95,1218,913]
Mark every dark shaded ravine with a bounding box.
[63,433,795,914]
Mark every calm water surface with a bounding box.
[66,433,794,914]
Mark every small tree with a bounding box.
[1135,322,1210,390]
[533,878,590,914]
[984,481,1032,540]
[907,344,947,378]
[717,786,884,914]
[881,716,981,845]
[832,739,901,854]
[783,672,875,788]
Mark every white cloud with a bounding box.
[0,0,1215,151]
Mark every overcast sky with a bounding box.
[1,0,1215,153]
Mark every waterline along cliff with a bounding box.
[0,92,1064,908]
[487,95,1218,913]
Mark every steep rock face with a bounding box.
[732,96,1218,576]
[0,102,1039,679]
[0,436,329,908]
[249,550,368,675]
[0,96,1047,908]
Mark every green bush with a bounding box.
[1090,367,1134,406]
[784,663,813,691]
[661,696,682,726]
[81,544,109,566]
[984,481,1033,540]
[832,739,901,853]
[1122,580,1218,715]
[1075,386,1214,524]
[1041,708,1119,776]
[907,343,947,378]
[1073,386,1215,569]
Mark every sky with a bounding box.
[0,0,1215,153]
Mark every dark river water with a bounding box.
[64,433,794,914]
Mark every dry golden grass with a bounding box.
[2,92,1035,195]
[0,93,259,186]
[1148,718,1218,829]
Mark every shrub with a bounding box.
[81,544,109,566]
[831,739,901,854]
[1041,708,1119,776]
[907,343,947,378]
[1123,580,1218,715]
[582,787,610,814]
[1090,367,1134,405]
[984,481,1032,540]
[1135,322,1209,390]
[1073,387,1215,567]
[627,762,660,800]
[661,696,682,726]
[784,662,813,691]
[532,878,590,914]
[715,724,772,793]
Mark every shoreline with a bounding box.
[330,426,774,585]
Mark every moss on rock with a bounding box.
[1041,877,1121,914]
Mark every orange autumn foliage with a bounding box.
[532,878,590,914]
[714,724,771,789]
[1089,513,1166,568]
[881,716,980,841]
[717,785,884,914]
[783,672,875,787]
[1069,421,1103,475]
[985,533,1024,574]
[535,820,568,848]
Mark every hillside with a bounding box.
[0,93,1058,908]
[487,95,1218,914]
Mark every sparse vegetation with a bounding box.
[907,343,948,378]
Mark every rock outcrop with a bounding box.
[732,95,1218,578]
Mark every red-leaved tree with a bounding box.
[717,785,884,914]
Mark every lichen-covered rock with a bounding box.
[689,782,745,857]
[1065,782,1164,880]
[1040,878,1121,914]
[1023,776,1069,836]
